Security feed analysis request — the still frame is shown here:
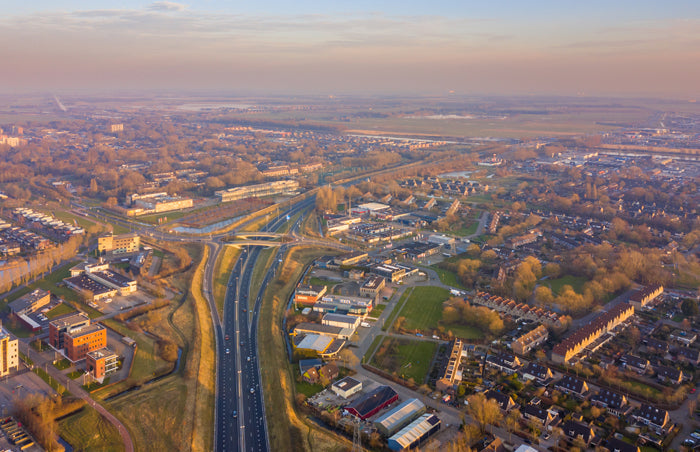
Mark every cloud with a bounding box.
[149,1,187,12]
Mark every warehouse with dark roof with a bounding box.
[345,385,398,420]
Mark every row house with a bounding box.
[472,292,564,328]
[520,362,554,384]
[552,303,634,363]
[510,325,549,355]
[621,354,650,374]
[555,375,589,399]
[633,404,670,431]
[522,404,559,429]
[654,365,683,385]
[485,390,517,412]
[485,353,522,375]
[591,389,632,417]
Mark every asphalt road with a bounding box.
[215,200,312,452]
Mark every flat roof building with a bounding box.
[64,324,107,362]
[86,348,118,381]
[331,377,362,399]
[49,312,91,351]
[98,233,140,254]
[0,324,19,377]
[8,289,50,316]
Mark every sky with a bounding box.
[1,0,699,97]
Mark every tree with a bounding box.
[505,409,521,443]
[681,299,699,318]
[466,393,503,434]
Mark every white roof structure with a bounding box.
[296,334,333,352]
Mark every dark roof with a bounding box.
[636,404,669,425]
[622,354,649,369]
[630,284,662,302]
[484,390,513,410]
[522,404,550,422]
[521,362,552,380]
[555,375,587,394]
[299,358,323,375]
[654,365,682,381]
[562,420,594,442]
[486,353,520,370]
[345,385,398,418]
[333,377,362,393]
[676,347,700,362]
[643,337,669,352]
[606,437,639,452]
[591,389,626,409]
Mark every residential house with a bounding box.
[605,437,640,452]
[520,362,554,384]
[675,347,700,365]
[621,355,650,374]
[555,375,589,399]
[562,420,595,447]
[654,365,683,385]
[633,404,670,431]
[521,404,557,429]
[643,337,669,355]
[485,353,522,375]
[591,389,631,417]
[510,325,549,355]
[485,390,516,412]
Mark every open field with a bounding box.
[431,267,465,289]
[546,275,588,295]
[46,302,76,319]
[59,406,125,452]
[258,246,348,452]
[396,286,451,333]
[50,209,100,231]
[371,337,437,384]
[249,246,276,311]
[441,323,484,340]
[383,288,412,332]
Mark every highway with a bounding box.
[215,199,311,452]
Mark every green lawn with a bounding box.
[442,324,484,340]
[383,288,412,332]
[371,337,437,384]
[67,370,84,379]
[53,358,72,370]
[396,286,451,332]
[453,222,479,237]
[364,334,386,363]
[48,209,99,230]
[46,302,76,319]
[33,367,68,396]
[295,380,325,398]
[100,319,171,383]
[59,406,124,452]
[366,303,386,319]
[545,275,588,295]
[431,267,465,289]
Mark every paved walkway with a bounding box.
[18,343,134,452]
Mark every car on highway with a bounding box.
[232,410,237,418]
[225,348,230,354]
[247,356,251,362]
[225,335,229,340]
[250,387,255,394]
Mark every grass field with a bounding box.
[383,288,412,332]
[50,209,99,231]
[545,275,588,294]
[453,222,479,237]
[371,337,437,384]
[363,334,386,363]
[46,302,76,319]
[431,267,465,289]
[396,286,451,332]
[100,319,171,383]
[442,324,484,340]
[366,303,386,319]
[295,380,325,398]
[59,406,125,452]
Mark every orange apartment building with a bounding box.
[86,348,118,380]
[49,312,107,361]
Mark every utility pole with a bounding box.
[351,417,362,452]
